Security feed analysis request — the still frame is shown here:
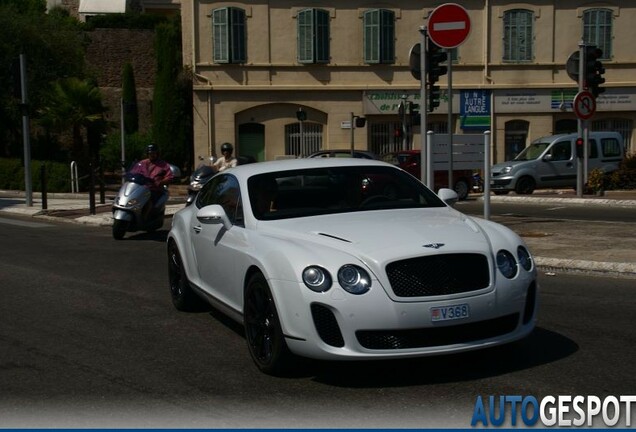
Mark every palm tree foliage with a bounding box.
[38,77,107,165]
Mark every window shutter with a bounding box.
[213,8,229,63]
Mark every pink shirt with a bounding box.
[132,159,174,191]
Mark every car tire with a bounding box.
[453,179,469,200]
[168,240,202,311]
[515,176,536,195]
[244,272,293,376]
[112,219,128,240]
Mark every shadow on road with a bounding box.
[121,230,169,242]
[307,327,577,387]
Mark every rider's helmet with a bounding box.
[221,142,234,154]
[147,144,158,154]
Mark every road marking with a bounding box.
[0,217,53,228]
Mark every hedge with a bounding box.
[0,158,76,193]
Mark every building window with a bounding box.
[297,8,330,64]
[583,9,612,60]
[503,9,534,62]
[285,122,323,156]
[363,9,395,64]
[212,7,246,64]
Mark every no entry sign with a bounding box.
[427,3,471,49]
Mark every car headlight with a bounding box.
[497,250,518,279]
[338,265,371,295]
[302,266,332,292]
[502,166,513,174]
[517,246,533,271]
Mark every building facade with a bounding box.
[181,1,636,164]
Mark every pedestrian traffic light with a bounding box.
[585,46,605,98]
[575,137,584,158]
[426,38,448,85]
[394,127,403,139]
[428,83,441,112]
[296,108,307,121]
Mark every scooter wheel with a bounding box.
[112,219,128,240]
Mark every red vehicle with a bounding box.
[382,150,473,200]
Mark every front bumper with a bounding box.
[275,275,538,361]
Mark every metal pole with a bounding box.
[350,112,355,156]
[576,41,585,197]
[483,131,491,220]
[447,49,453,189]
[427,131,434,188]
[20,54,33,207]
[419,26,428,184]
[300,120,305,157]
[120,98,126,184]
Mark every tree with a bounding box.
[122,62,139,134]
[152,16,192,173]
[0,0,87,158]
[38,77,107,165]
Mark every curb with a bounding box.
[534,257,636,279]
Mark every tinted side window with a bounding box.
[196,174,243,225]
[588,139,598,159]
[550,141,571,161]
[601,138,622,157]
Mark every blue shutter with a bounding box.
[584,9,612,60]
[213,8,229,63]
[230,8,246,63]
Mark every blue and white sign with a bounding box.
[461,90,491,129]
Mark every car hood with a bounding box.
[259,208,496,264]
[491,160,530,173]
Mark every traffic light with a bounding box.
[426,38,448,85]
[409,103,420,126]
[585,46,605,98]
[426,38,447,112]
[575,137,584,158]
[394,127,403,140]
[428,83,441,112]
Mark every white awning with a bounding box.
[79,0,128,14]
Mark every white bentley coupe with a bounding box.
[167,158,538,375]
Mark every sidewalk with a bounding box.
[1,188,635,279]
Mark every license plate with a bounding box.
[431,303,470,322]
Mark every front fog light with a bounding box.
[302,266,332,292]
[338,265,371,295]
[497,250,518,279]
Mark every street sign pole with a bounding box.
[419,26,428,186]
[577,41,585,197]
[447,49,453,189]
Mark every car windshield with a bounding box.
[514,142,550,161]
[248,166,446,220]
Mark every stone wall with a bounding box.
[85,28,156,133]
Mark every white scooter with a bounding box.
[112,163,180,240]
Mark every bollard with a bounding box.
[40,164,48,210]
[89,163,96,215]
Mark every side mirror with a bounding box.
[196,204,232,230]
[543,154,553,162]
[437,188,459,207]
[168,164,182,181]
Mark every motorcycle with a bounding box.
[112,163,181,240]
[187,157,216,198]
[472,171,484,193]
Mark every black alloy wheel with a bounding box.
[244,272,292,376]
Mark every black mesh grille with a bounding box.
[311,304,345,347]
[356,313,519,350]
[386,253,490,297]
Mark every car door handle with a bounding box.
[193,225,202,233]
[566,162,573,167]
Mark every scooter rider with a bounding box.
[132,144,174,213]
[213,142,238,172]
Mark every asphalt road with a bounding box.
[1,214,635,428]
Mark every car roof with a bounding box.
[222,157,395,178]
[308,149,379,159]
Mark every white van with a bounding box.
[491,132,625,194]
